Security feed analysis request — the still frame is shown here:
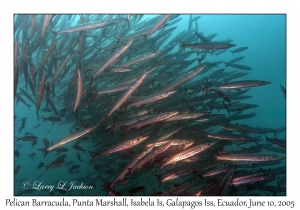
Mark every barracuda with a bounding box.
[160,142,217,169]
[179,39,236,51]
[125,111,178,132]
[161,64,206,92]
[74,69,82,113]
[232,173,276,186]
[49,54,71,87]
[200,83,231,102]
[127,91,175,107]
[38,120,102,157]
[93,40,134,78]
[89,136,148,164]
[105,70,149,121]
[217,80,271,89]
[54,18,129,34]
[215,154,284,162]
[130,141,174,174]
[34,41,57,76]
[107,146,154,192]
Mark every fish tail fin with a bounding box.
[122,127,129,137]
[192,27,197,33]
[198,130,208,139]
[31,141,36,149]
[274,129,277,138]
[199,83,208,96]
[114,23,119,31]
[113,38,120,44]
[153,174,162,184]
[230,50,234,55]
[211,153,218,162]
[36,112,39,121]
[105,185,112,196]
[280,84,284,91]
[196,58,201,65]
[211,120,220,127]
[15,98,19,105]
[142,35,147,44]
[104,115,109,122]
[50,31,58,36]
[106,182,113,194]
[15,136,20,142]
[222,100,230,116]
[207,104,214,112]
[125,18,130,31]
[89,151,98,165]
[264,128,268,143]
[151,59,160,66]
[178,39,185,52]
[68,169,73,175]
[44,166,50,173]
[159,163,165,171]
[38,147,49,158]
[91,91,99,94]
[128,168,133,174]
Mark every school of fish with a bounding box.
[14,14,286,196]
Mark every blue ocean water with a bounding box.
[14,14,286,196]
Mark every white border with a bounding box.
[2,1,298,210]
